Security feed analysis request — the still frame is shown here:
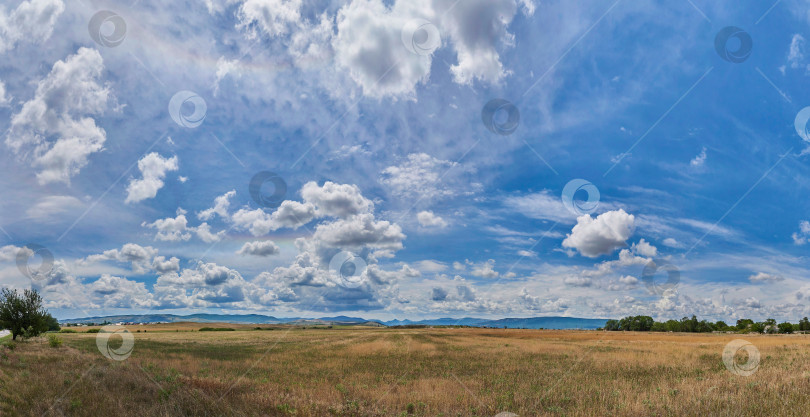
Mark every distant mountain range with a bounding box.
[60,314,608,329]
[385,317,609,329]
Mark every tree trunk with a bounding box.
[12,332,17,341]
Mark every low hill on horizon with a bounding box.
[60,313,608,329]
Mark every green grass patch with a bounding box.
[65,337,261,362]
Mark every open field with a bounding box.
[2,325,810,416]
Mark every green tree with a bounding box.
[637,316,654,331]
[45,314,60,332]
[664,319,681,332]
[607,315,807,334]
[680,316,699,333]
[736,319,754,330]
[778,322,795,334]
[764,319,778,334]
[696,320,715,333]
[617,316,654,331]
[0,288,50,340]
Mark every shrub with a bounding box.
[47,334,62,348]
[199,327,235,332]
[22,326,38,339]
[59,329,77,333]
[85,329,101,333]
[69,399,82,411]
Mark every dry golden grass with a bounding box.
[2,327,810,416]
[70,321,281,332]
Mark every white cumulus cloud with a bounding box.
[0,0,64,53]
[417,211,447,228]
[238,240,281,256]
[748,272,784,283]
[125,153,179,203]
[562,209,635,258]
[6,47,114,184]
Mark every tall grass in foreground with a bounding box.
[2,327,810,416]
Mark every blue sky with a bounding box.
[2,0,810,322]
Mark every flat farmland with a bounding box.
[2,326,810,416]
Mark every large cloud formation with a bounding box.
[562,210,636,258]
[5,47,114,184]
[131,181,408,311]
[0,0,64,53]
[210,0,532,98]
